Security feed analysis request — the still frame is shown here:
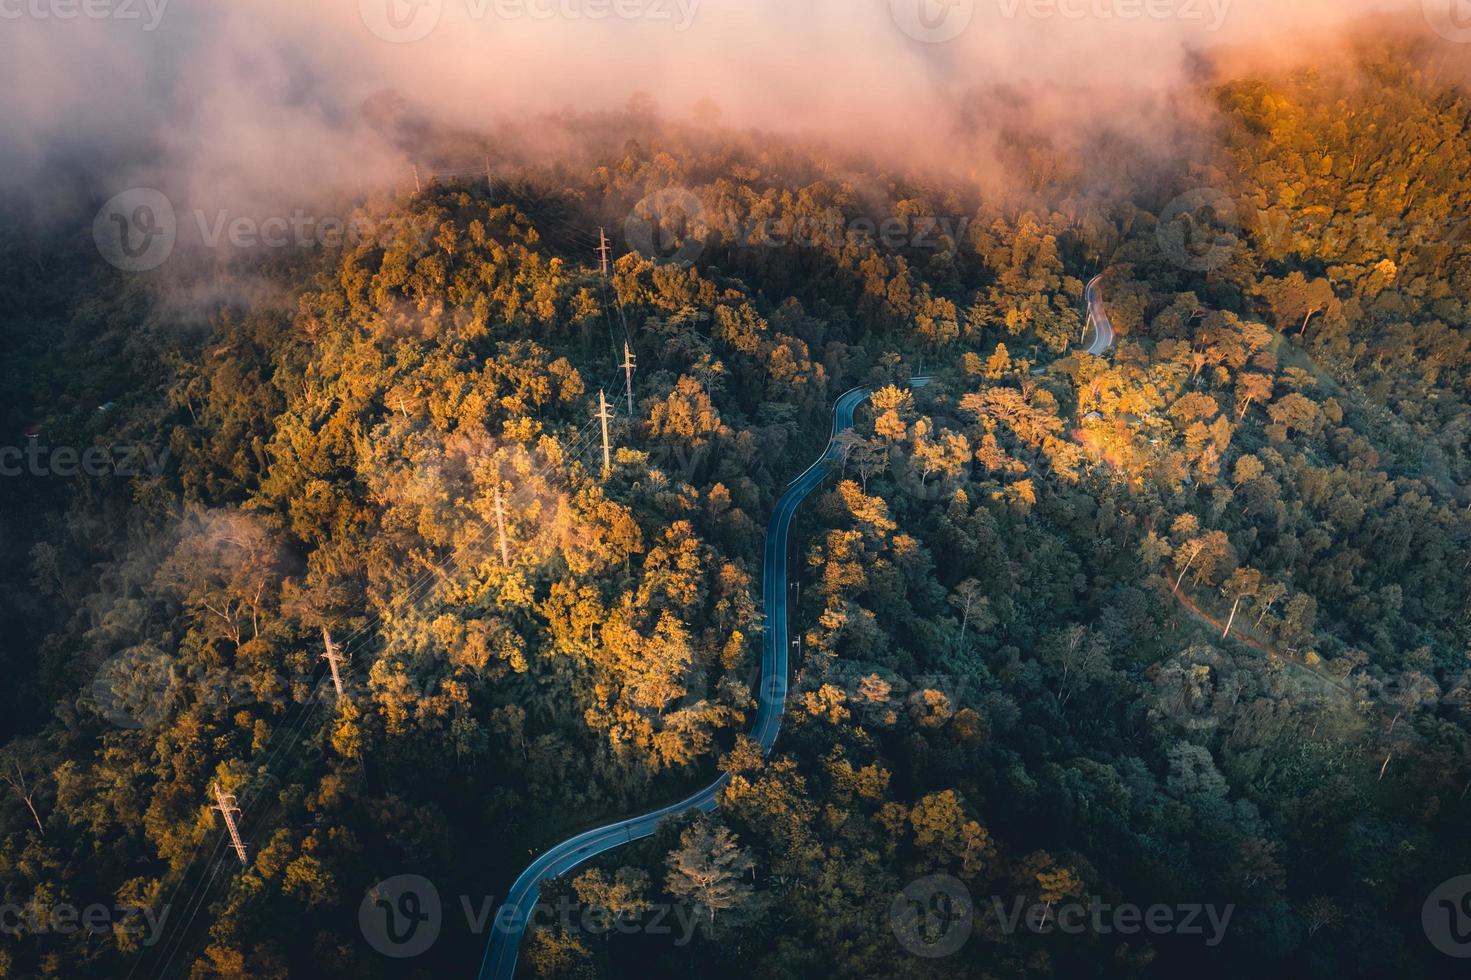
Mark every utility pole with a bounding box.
[596,389,613,478]
[321,627,346,700]
[621,342,637,415]
[413,164,422,194]
[598,227,611,277]
[485,156,493,196]
[211,784,248,865]
[494,484,509,566]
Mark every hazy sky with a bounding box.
[0,0,1435,219]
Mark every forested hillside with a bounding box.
[0,32,1468,980]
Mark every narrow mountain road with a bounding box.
[1084,273,1115,356]
[1167,582,1352,698]
[478,378,931,980]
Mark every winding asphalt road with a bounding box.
[1084,274,1115,356]
[478,378,931,980]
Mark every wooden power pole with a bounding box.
[494,484,509,566]
[598,227,611,277]
[413,164,422,194]
[321,627,346,700]
[621,342,637,416]
[596,390,613,478]
[211,784,248,865]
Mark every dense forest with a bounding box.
[1,31,1469,980]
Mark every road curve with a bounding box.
[478,377,931,980]
[1083,274,1115,356]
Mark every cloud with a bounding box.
[0,0,1438,230]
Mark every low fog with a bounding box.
[0,0,1448,232]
